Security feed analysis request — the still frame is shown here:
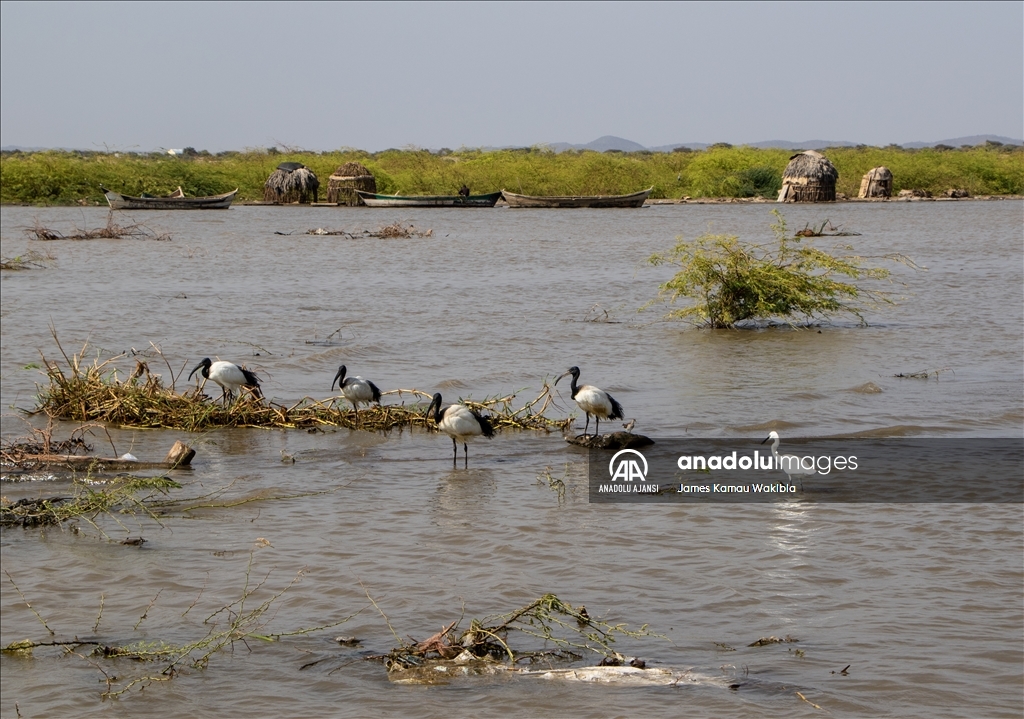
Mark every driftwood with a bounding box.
[2,441,194,473]
[565,432,654,450]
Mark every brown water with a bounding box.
[1,202,1021,718]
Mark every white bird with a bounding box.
[426,392,494,464]
[188,358,262,404]
[761,430,814,488]
[331,365,382,412]
[555,366,623,437]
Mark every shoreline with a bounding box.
[4,195,1020,208]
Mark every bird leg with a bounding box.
[452,437,458,463]
[583,413,591,437]
[595,416,600,437]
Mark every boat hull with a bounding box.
[102,188,237,210]
[356,191,501,207]
[501,188,652,208]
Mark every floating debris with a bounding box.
[0,249,56,270]
[25,213,170,241]
[371,593,654,684]
[565,432,654,450]
[301,223,432,239]
[0,475,180,528]
[748,635,799,647]
[893,367,952,380]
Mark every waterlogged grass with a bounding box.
[2,145,1021,205]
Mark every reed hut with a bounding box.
[858,166,893,198]
[326,162,376,206]
[777,150,839,202]
[263,162,319,204]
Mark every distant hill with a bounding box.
[900,135,1023,149]
[4,135,1021,155]
[546,135,1022,153]
[544,135,649,153]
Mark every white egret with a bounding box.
[762,430,814,488]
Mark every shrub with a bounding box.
[646,211,908,328]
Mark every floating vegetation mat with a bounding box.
[370,593,654,682]
[1,475,180,528]
[36,340,570,433]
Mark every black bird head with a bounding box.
[332,365,347,391]
[554,366,581,386]
[426,393,443,422]
[188,357,212,381]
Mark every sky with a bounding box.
[1,1,1021,152]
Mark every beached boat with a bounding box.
[501,187,652,208]
[101,186,237,210]
[356,190,502,207]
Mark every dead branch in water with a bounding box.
[26,212,171,241]
[0,249,56,270]
[893,367,952,380]
[793,219,861,237]
[1,544,363,698]
[370,593,655,677]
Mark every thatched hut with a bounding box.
[326,162,376,206]
[263,162,319,204]
[777,150,839,202]
[858,166,892,198]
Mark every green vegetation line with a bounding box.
[2,144,1022,205]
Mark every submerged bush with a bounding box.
[647,211,910,328]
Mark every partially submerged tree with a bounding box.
[647,211,913,328]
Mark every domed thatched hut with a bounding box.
[858,166,892,198]
[777,150,838,202]
[263,162,319,204]
[326,162,376,206]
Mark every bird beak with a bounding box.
[188,362,204,381]
[425,395,440,419]
[554,371,568,386]
[331,367,344,391]
[761,435,770,444]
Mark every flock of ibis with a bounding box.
[187,357,805,475]
[187,357,624,464]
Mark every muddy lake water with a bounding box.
[0,200,1022,718]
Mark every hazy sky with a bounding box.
[1,1,1021,151]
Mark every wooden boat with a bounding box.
[501,187,652,208]
[101,186,237,210]
[356,190,502,207]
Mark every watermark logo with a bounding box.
[609,449,648,482]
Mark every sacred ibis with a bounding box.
[331,365,382,412]
[555,366,623,437]
[426,393,494,463]
[762,430,814,489]
[188,358,262,403]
